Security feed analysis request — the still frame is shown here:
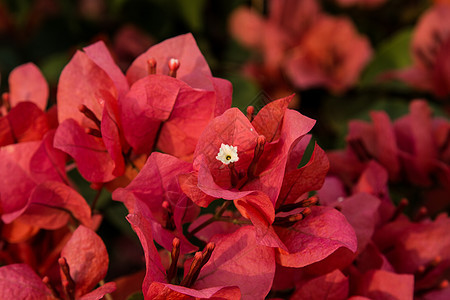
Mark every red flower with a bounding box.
[120,33,232,160]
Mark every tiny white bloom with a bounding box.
[216,143,239,165]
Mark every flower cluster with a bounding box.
[0,1,449,298]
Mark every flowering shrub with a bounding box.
[0,1,449,299]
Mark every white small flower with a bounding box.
[216,143,239,165]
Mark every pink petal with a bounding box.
[20,181,93,230]
[194,226,275,300]
[79,282,116,300]
[234,191,286,250]
[0,142,40,222]
[30,130,67,183]
[119,74,180,154]
[0,264,53,299]
[54,119,116,182]
[275,206,357,268]
[100,90,125,177]
[251,95,292,142]
[354,270,414,300]
[61,225,109,298]
[8,63,48,110]
[335,192,381,252]
[126,212,166,294]
[83,40,129,98]
[147,282,241,299]
[291,269,349,300]
[57,50,116,125]
[211,77,232,117]
[127,33,213,90]
[278,142,329,207]
[157,84,216,159]
[3,102,49,144]
[179,171,216,208]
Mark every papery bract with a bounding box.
[275,206,357,268]
[354,270,414,300]
[8,62,48,110]
[126,212,240,299]
[0,264,54,299]
[56,41,128,182]
[113,152,198,253]
[194,226,275,300]
[290,269,349,300]
[61,225,112,298]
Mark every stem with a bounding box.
[100,280,113,300]
[90,185,104,214]
[216,217,252,225]
[187,201,231,238]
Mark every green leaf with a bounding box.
[226,74,261,113]
[39,52,70,87]
[360,28,413,86]
[127,291,144,300]
[175,0,207,31]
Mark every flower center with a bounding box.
[216,143,239,165]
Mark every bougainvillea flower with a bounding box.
[180,96,320,242]
[383,4,450,98]
[284,15,373,93]
[113,152,199,253]
[328,100,450,199]
[55,40,128,183]
[126,211,244,299]
[182,95,315,206]
[181,96,356,266]
[0,226,115,299]
[229,0,320,98]
[230,0,320,74]
[120,33,231,159]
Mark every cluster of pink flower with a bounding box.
[229,0,373,97]
[230,0,450,101]
[0,9,449,300]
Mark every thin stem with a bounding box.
[187,201,231,238]
[90,185,104,214]
[100,280,113,300]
